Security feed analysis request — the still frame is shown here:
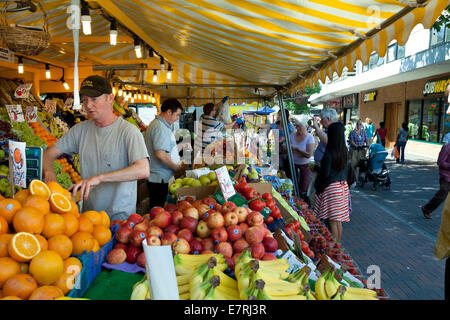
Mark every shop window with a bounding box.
[407,100,422,140]
[362,64,369,72]
[397,45,405,59]
[422,98,441,142]
[387,43,397,62]
[430,27,445,46]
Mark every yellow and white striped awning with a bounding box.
[1,0,449,102]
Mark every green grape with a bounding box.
[53,161,63,174]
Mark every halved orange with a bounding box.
[7,232,41,263]
[29,180,51,200]
[46,181,71,199]
[49,193,72,214]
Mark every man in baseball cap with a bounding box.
[79,75,113,97]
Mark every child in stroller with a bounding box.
[359,143,391,190]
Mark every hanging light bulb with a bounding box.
[62,79,70,90]
[151,93,155,103]
[112,86,116,96]
[167,64,172,81]
[138,92,142,100]
[144,93,148,101]
[152,70,157,82]
[45,64,51,79]
[134,37,142,59]
[160,56,165,72]
[118,85,123,97]
[18,57,24,74]
[109,19,118,46]
[80,0,92,35]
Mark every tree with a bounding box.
[283,84,321,115]
[432,5,450,32]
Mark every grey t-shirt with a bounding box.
[55,117,149,221]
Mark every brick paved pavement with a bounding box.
[341,153,446,300]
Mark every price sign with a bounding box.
[44,99,57,114]
[64,98,73,109]
[25,106,38,122]
[215,166,236,201]
[6,105,25,122]
[14,83,32,99]
[9,140,27,188]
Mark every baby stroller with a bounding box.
[359,143,391,190]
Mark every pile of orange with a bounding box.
[28,122,57,147]
[0,179,112,300]
[55,158,81,184]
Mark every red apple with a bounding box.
[245,226,265,245]
[177,228,193,243]
[202,197,217,208]
[207,212,224,229]
[161,233,178,246]
[176,200,192,212]
[262,237,278,252]
[215,242,233,258]
[233,238,249,253]
[246,211,264,227]
[238,222,249,235]
[200,209,214,222]
[211,227,228,244]
[223,212,239,227]
[233,207,248,223]
[201,250,215,254]
[129,230,148,247]
[122,220,136,230]
[263,228,273,239]
[146,235,161,246]
[115,226,133,244]
[133,221,149,232]
[165,224,179,234]
[153,211,171,229]
[183,207,199,220]
[147,226,163,238]
[164,203,178,212]
[189,239,204,255]
[136,252,147,268]
[125,246,142,264]
[231,252,240,265]
[250,243,265,259]
[111,219,123,227]
[191,200,203,208]
[225,256,234,270]
[172,238,190,254]
[196,220,211,238]
[170,211,184,225]
[106,248,127,265]
[185,196,194,203]
[180,216,199,233]
[226,224,242,242]
[221,201,237,214]
[215,204,223,213]
[114,243,128,251]
[262,253,277,261]
[196,204,210,217]
[202,237,215,251]
[150,206,165,219]
[127,213,144,225]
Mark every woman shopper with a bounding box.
[313,122,350,243]
[364,118,375,145]
[374,121,387,147]
[395,122,409,164]
[289,116,316,203]
[348,120,369,183]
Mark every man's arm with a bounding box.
[43,145,65,183]
[155,150,182,174]
[312,117,328,146]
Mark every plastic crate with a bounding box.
[68,224,118,298]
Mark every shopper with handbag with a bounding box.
[395,122,409,164]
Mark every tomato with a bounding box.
[249,198,265,211]
[264,215,274,225]
[295,230,304,241]
[271,208,282,219]
[301,240,310,253]
[242,188,258,200]
[293,220,300,229]
[261,193,273,201]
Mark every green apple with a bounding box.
[169,183,182,195]
[199,175,211,186]
[181,177,191,185]
[226,165,233,171]
[191,179,202,187]
[207,171,217,181]
[242,168,249,176]
[209,180,219,186]
[248,172,258,180]
[175,178,183,185]
[0,150,5,159]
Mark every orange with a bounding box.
[7,232,41,263]
[63,257,82,277]
[29,180,51,200]
[92,239,100,253]
[100,211,110,228]
[81,210,102,226]
[47,235,72,260]
[41,213,65,238]
[92,225,112,247]
[22,195,50,215]
[0,199,22,224]
[29,250,64,286]
[46,181,71,199]
[53,272,75,295]
[78,216,94,233]
[14,189,30,204]
[49,193,72,214]
[71,232,94,255]
[66,201,80,218]
[0,257,21,288]
[0,234,13,258]
[1,295,22,300]
[12,207,45,234]
[2,273,37,300]
[28,285,63,300]
[0,216,7,234]
[62,213,78,237]
[34,234,48,251]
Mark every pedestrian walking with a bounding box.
[364,118,375,145]
[313,121,350,243]
[374,121,387,147]
[395,122,409,164]
[348,120,369,183]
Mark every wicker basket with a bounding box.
[0,2,50,56]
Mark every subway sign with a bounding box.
[363,91,377,102]
[423,78,450,96]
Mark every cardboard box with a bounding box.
[175,185,219,200]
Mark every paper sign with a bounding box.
[0,47,14,63]
[25,106,38,122]
[215,165,236,201]
[44,99,57,114]
[64,98,73,109]
[9,140,27,188]
[6,105,24,122]
[14,83,32,99]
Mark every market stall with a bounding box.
[0,0,448,301]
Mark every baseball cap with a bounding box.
[79,75,112,97]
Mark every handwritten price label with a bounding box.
[44,99,57,114]
[25,106,37,122]
[6,105,25,122]
[215,166,236,201]
[14,83,32,99]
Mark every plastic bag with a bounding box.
[217,96,231,124]
[394,145,400,159]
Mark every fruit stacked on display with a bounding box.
[239,165,263,183]
[55,158,81,185]
[28,122,57,147]
[169,172,219,196]
[52,161,73,190]
[0,179,112,300]
[10,122,46,148]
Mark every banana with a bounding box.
[303,284,317,300]
[344,286,378,297]
[130,280,149,300]
[190,278,213,300]
[216,284,240,300]
[212,267,237,289]
[325,271,339,298]
[258,258,289,268]
[178,283,190,295]
[342,291,379,300]
[330,285,346,300]
[179,292,190,300]
[314,270,329,300]
[203,276,222,300]
[174,253,226,266]
[266,294,307,300]
[177,274,192,286]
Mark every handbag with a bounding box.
[394,145,400,159]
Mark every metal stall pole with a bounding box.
[276,92,300,199]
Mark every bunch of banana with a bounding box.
[302,283,317,300]
[287,266,311,290]
[235,249,289,280]
[174,253,227,276]
[177,273,191,300]
[130,275,151,300]
[243,279,306,300]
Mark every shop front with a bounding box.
[325,97,344,121]
[342,93,359,124]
